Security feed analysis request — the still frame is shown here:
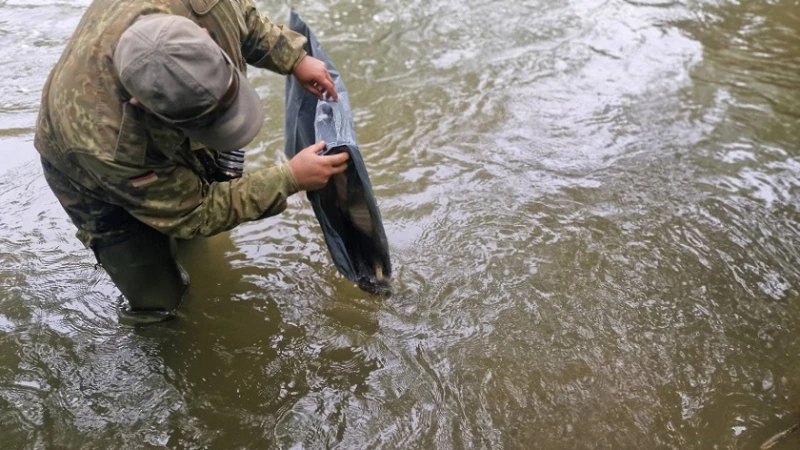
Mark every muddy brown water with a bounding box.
[1,0,800,448]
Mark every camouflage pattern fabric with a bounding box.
[34,0,308,248]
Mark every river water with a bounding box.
[2,0,800,448]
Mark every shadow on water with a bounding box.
[120,232,388,449]
[0,211,388,449]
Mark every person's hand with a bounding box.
[288,141,349,191]
[292,56,339,102]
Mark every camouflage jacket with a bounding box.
[34,0,308,248]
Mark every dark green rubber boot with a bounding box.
[94,226,189,325]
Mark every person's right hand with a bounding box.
[288,141,350,191]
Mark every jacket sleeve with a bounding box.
[239,0,308,74]
[73,153,300,239]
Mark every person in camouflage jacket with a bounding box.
[34,0,350,322]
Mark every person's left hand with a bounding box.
[292,56,339,102]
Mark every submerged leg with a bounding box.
[94,226,189,324]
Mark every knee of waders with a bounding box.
[93,228,190,321]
